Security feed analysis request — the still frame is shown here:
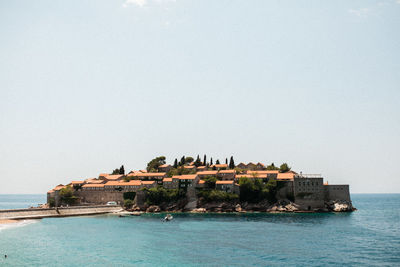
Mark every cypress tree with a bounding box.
[216,159,220,164]
[119,165,125,175]
[229,156,235,169]
[203,155,207,166]
[210,158,213,165]
[180,156,185,166]
[225,158,228,164]
[173,158,178,168]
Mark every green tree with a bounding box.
[266,163,279,170]
[119,165,125,175]
[203,175,217,189]
[203,154,207,165]
[111,168,120,175]
[173,158,178,168]
[180,156,185,166]
[210,158,213,165]
[194,155,202,167]
[124,199,134,209]
[216,159,220,164]
[229,156,235,169]
[225,158,228,164]
[146,156,166,172]
[279,163,291,173]
[185,156,194,163]
[59,186,78,205]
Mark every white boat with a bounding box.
[164,214,173,221]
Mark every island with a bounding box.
[46,156,355,213]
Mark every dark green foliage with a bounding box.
[59,186,78,205]
[197,189,239,203]
[216,159,220,164]
[48,197,55,207]
[166,166,196,177]
[266,163,279,170]
[146,156,166,172]
[229,156,235,169]
[238,178,280,203]
[143,187,186,205]
[279,163,291,173]
[119,165,125,175]
[185,156,194,163]
[194,155,202,167]
[123,176,131,182]
[225,158,228,164]
[124,199,134,209]
[202,176,217,189]
[203,155,206,166]
[123,192,136,200]
[180,156,185,166]
[212,165,217,170]
[173,158,178,168]
[210,158,213,165]
[111,168,120,175]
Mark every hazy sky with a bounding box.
[1,0,399,194]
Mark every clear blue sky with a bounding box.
[0,0,399,194]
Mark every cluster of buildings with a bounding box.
[47,162,351,210]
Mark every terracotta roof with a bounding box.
[71,181,84,184]
[247,170,279,175]
[163,178,172,182]
[105,175,123,180]
[53,185,65,191]
[211,164,228,168]
[141,181,156,185]
[132,172,166,177]
[99,173,109,177]
[82,184,105,188]
[184,165,195,169]
[197,166,207,169]
[47,190,54,193]
[216,180,234,185]
[197,171,218,175]
[219,170,235,174]
[277,173,295,180]
[172,174,198,180]
[139,170,147,173]
[199,180,205,184]
[86,179,105,184]
[257,162,265,167]
[159,164,170,168]
[105,180,142,186]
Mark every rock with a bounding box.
[191,208,206,213]
[146,205,161,213]
[235,204,242,212]
[325,200,354,212]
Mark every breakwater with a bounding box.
[0,205,122,220]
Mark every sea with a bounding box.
[0,194,399,266]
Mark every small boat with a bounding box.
[164,214,173,221]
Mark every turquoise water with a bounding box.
[0,194,46,210]
[0,194,399,266]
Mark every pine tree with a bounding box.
[180,156,185,166]
[203,155,207,166]
[229,156,235,169]
[173,158,178,168]
[119,165,125,175]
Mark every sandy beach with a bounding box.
[0,219,19,224]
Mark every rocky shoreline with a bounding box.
[127,199,356,214]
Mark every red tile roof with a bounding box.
[172,174,198,180]
[219,170,235,174]
[197,171,218,175]
[216,180,234,185]
[82,184,105,188]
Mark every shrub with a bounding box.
[124,199,134,209]
[59,186,78,205]
[123,192,136,200]
[143,187,185,205]
[197,189,238,203]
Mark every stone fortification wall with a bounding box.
[75,191,125,205]
[0,205,122,220]
[293,177,325,210]
[324,185,350,202]
[276,181,294,200]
